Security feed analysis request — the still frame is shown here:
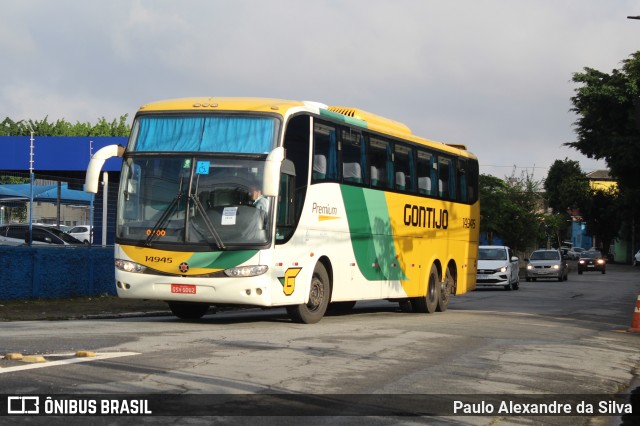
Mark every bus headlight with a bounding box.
[224,265,268,277]
[115,259,146,274]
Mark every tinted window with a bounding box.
[312,122,338,182]
[479,248,507,260]
[370,137,392,189]
[341,130,366,185]
[416,150,436,195]
[6,226,25,239]
[438,156,455,200]
[394,144,415,192]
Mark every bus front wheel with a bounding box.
[412,264,439,314]
[168,301,210,320]
[287,263,330,324]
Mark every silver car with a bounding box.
[525,249,568,282]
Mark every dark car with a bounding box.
[0,224,84,246]
[577,250,606,274]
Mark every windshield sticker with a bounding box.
[196,161,210,174]
[221,207,238,225]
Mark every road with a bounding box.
[1,263,639,425]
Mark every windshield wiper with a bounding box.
[145,191,183,246]
[189,193,226,250]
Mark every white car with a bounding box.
[68,225,92,244]
[634,250,640,267]
[476,245,520,290]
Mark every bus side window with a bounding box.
[394,144,415,193]
[370,137,392,189]
[438,156,455,200]
[341,130,366,185]
[312,122,338,182]
[467,159,479,203]
[458,158,468,203]
[416,149,434,195]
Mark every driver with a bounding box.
[249,183,269,213]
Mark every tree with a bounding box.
[544,159,590,216]
[568,51,640,257]
[579,187,621,257]
[479,170,543,252]
[0,115,130,136]
[479,174,508,245]
[543,159,590,245]
[567,51,640,192]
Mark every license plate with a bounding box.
[477,274,489,280]
[171,284,196,294]
[587,265,594,268]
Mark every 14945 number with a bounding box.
[145,256,173,263]
[462,218,476,229]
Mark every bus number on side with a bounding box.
[462,218,476,229]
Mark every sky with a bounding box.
[1,0,639,182]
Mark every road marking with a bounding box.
[0,352,140,374]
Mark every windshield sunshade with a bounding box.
[132,116,276,153]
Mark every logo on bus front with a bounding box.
[178,262,190,273]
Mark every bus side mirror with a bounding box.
[263,147,285,197]
[85,144,125,193]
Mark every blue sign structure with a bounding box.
[0,136,126,171]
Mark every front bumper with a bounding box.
[115,270,274,306]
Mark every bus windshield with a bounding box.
[117,155,272,250]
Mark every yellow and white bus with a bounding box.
[85,98,479,323]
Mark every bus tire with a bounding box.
[437,266,454,312]
[286,262,330,324]
[412,264,439,314]
[168,301,210,320]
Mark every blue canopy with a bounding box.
[0,183,92,205]
[0,185,29,201]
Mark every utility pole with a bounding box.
[629,14,639,263]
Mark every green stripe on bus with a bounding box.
[189,250,259,269]
[340,185,407,281]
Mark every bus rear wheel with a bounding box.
[437,266,454,312]
[287,263,330,324]
[168,301,210,320]
[412,264,439,314]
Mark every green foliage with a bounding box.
[0,115,130,137]
[480,171,543,251]
[544,159,590,216]
[569,51,640,255]
[568,51,640,207]
[579,187,621,256]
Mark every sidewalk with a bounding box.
[0,296,171,321]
